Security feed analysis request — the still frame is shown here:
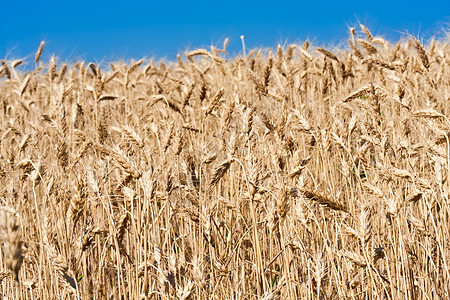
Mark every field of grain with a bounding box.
[0,26,449,299]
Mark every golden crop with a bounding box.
[0,26,449,299]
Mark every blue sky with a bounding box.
[1,0,448,63]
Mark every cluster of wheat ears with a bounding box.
[0,25,448,299]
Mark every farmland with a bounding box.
[0,26,449,299]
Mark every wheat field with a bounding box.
[0,26,449,299]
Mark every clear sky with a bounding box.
[1,0,448,63]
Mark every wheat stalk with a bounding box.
[360,24,373,42]
[317,48,340,62]
[35,41,45,64]
[410,36,430,69]
[205,87,225,116]
[210,158,234,186]
[1,210,23,282]
[298,189,347,212]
